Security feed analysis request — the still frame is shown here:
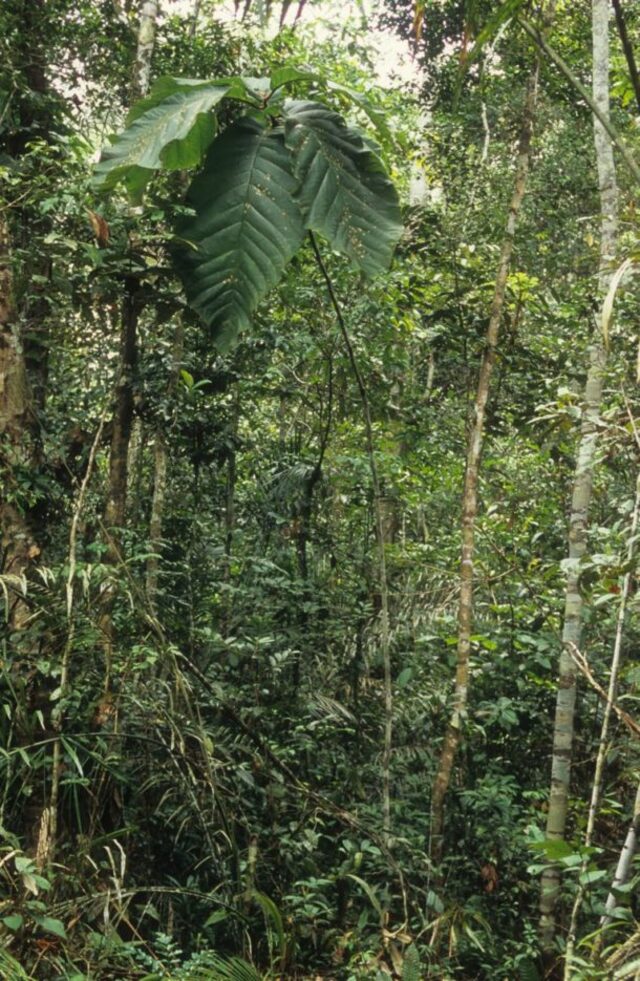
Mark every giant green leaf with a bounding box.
[94,81,230,192]
[173,117,305,349]
[126,74,264,125]
[283,100,402,276]
[125,76,211,123]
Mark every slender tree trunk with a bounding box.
[429,67,539,867]
[146,322,183,613]
[102,0,158,529]
[539,0,618,951]
[100,0,159,662]
[106,0,159,530]
[99,277,140,688]
[601,780,640,927]
[132,0,160,101]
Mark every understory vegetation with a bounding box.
[3,0,640,978]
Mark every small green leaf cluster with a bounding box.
[0,852,67,945]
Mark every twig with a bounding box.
[567,642,640,738]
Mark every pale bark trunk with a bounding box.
[539,0,618,951]
[132,0,160,101]
[601,780,640,926]
[429,68,539,866]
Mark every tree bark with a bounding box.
[0,216,39,630]
[0,0,53,630]
[132,0,160,101]
[539,0,618,952]
[429,67,539,868]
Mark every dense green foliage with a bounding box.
[2,1,640,978]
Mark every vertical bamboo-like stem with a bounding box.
[601,780,640,927]
[539,0,618,952]
[310,233,393,843]
[565,468,640,973]
[429,66,539,867]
